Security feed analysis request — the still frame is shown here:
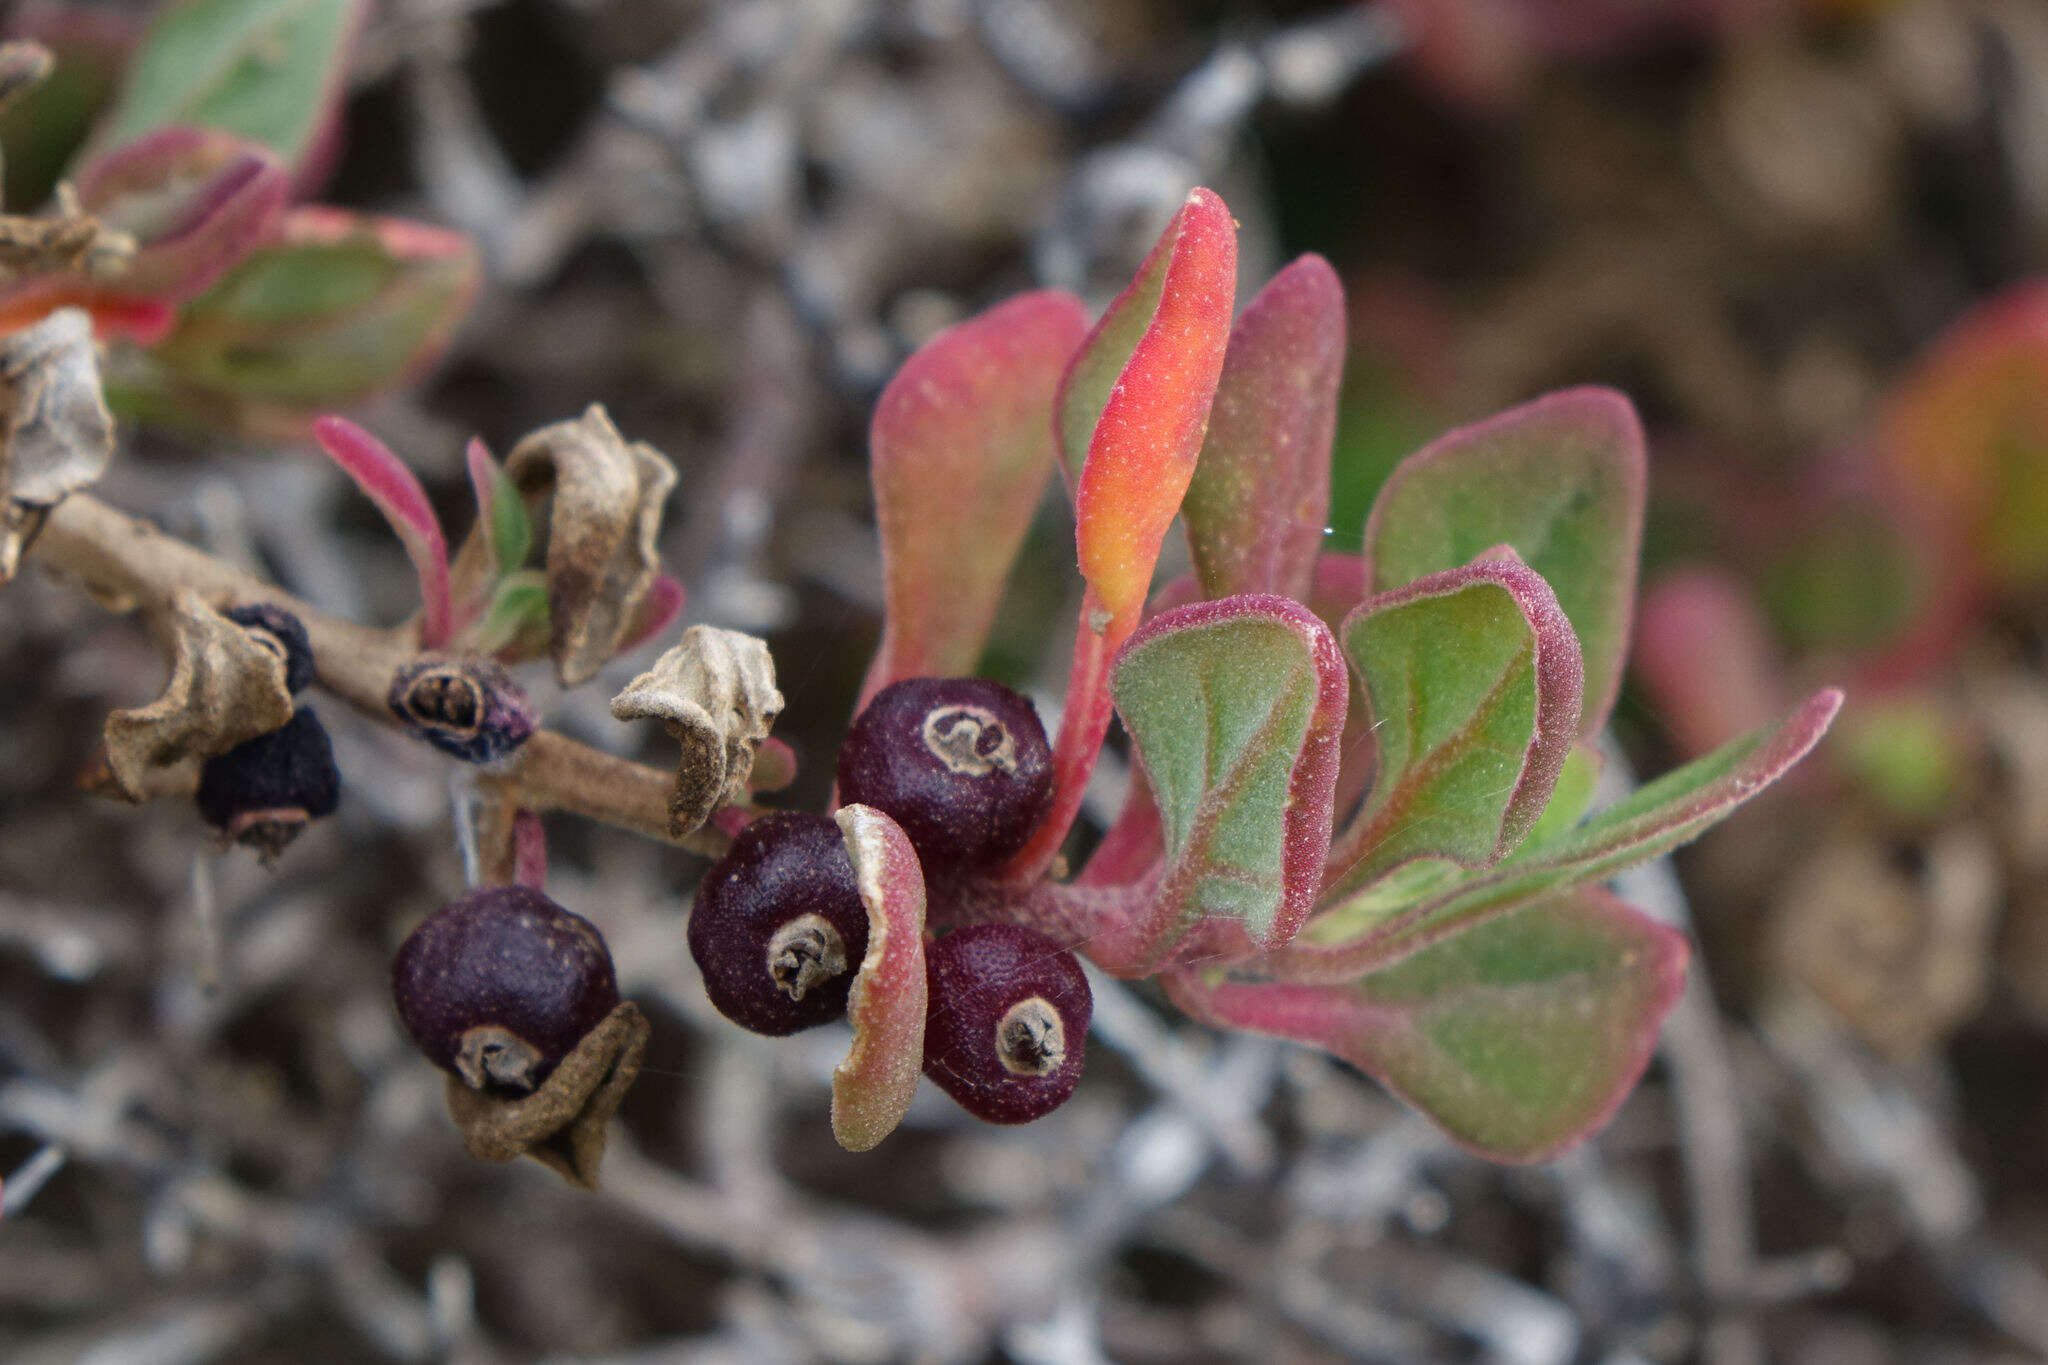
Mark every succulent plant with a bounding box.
[688,811,871,1036]
[391,884,621,1094]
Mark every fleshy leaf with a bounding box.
[1522,743,1604,847]
[1323,554,1583,896]
[97,0,363,171]
[1278,689,1843,981]
[1092,594,1347,976]
[506,405,678,687]
[466,435,530,578]
[128,206,478,435]
[1003,188,1237,881]
[1182,253,1345,602]
[1364,387,1644,736]
[1167,886,1688,1162]
[463,569,548,655]
[71,126,288,303]
[1062,186,1237,627]
[1301,551,1376,823]
[311,415,452,648]
[617,572,684,656]
[831,804,928,1153]
[859,289,1087,706]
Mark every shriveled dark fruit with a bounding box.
[922,923,1091,1124]
[195,705,341,859]
[836,677,1053,875]
[688,811,869,1036]
[391,884,620,1094]
[225,602,315,694]
[387,655,537,763]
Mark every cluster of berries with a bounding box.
[390,676,1095,1128]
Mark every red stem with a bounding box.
[999,589,1127,883]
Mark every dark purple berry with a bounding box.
[388,656,537,763]
[688,811,870,1036]
[836,677,1053,875]
[226,602,314,694]
[195,705,341,859]
[921,924,1091,1125]
[392,885,620,1093]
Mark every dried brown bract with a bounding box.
[440,1000,648,1190]
[0,307,116,580]
[101,590,296,802]
[506,405,677,686]
[611,625,783,838]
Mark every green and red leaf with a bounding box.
[1323,553,1583,896]
[71,126,289,303]
[96,0,364,172]
[860,289,1087,706]
[1182,253,1345,602]
[1166,886,1688,1162]
[1090,594,1347,976]
[1062,187,1237,628]
[1364,387,1644,736]
[1280,688,1843,980]
[831,804,929,1153]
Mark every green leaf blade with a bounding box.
[1099,594,1347,974]
[1325,554,1583,894]
[1365,387,1645,736]
[1167,887,1689,1162]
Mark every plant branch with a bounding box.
[33,492,728,858]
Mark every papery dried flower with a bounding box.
[610,625,783,838]
[0,307,114,579]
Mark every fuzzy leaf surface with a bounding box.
[1365,387,1644,735]
[1324,555,1582,895]
[1279,689,1842,980]
[1061,188,1236,628]
[861,289,1086,704]
[99,0,361,169]
[1167,886,1688,1162]
[1098,594,1346,974]
[1182,253,1345,602]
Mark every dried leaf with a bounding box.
[102,588,293,801]
[507,405,678,686]
[610,625,783,838]
[443,1001,648,1190]
[0,306,113,579]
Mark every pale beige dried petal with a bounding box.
[610,625,782,837]
[0,308,115,580]
[102,590,294,801]
[505,404,677,686]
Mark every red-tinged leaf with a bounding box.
[1365,387,1645,737]
[1322,553,1583,897]
[831,804,929,1152]
[0,281,174,344]
[750,736,797,793]
[1878,278,2048,590]
[1087,594,1347,977]
[71,126,289,303]
[1004,189,1237,882]
[1634,567,1787,759]
[1278,689,1843,981]
[1302,552,1376,823]
[1063,187,1238,628]
[1183,253,1345,602]
[860,289,1088,706]
[1166,886,1688,1162]
[464,435,530,579]
[311,415,452,647]
[618,572,684,656]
